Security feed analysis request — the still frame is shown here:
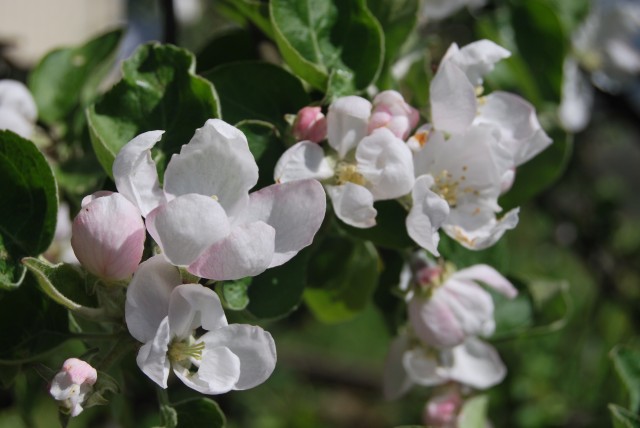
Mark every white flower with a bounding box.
[559,58,594,133]
[422,0,487,21]
[49,358,98,417]
[125,255,276,394]
[383,333,507,400]
[275,95,415,228]
[406,40,551,251]
[408,264,517,348]
[113,119,326,280]
[368,90,419,140]
[0,79,37,138]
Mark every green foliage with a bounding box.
[0,131,57,289]
[219,278,251,311]
[610,404,640,428]
[0,275,68,364]
[86,43,221,177]
[29,28,123,124]
[203,61,310,132]
[196,28,258,73]
[457,394,489,428]
[366,0,419,90]
[304,236,379,323]
[174,398,226,428]
[339,200,413,250]
[247,248,310,319]
[270,0,384,93]
[237,120,285,189]
[611,344,640,413]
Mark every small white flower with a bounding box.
[0,79,37,138]
[49,358,98,417]
[125,255,277,394]
[275,95,415,228]
[422,0,487,21]
[113,119,326,280]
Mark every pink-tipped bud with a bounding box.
[417,265,443,286]
[293,106,327,143]
[424,390,462,427]
[368,90,419,140]
[71,192,146,280]
[49,358,97,417]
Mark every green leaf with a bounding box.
[0,131,57,289]
[510,0,567,103]
[175,398,226,428]
[217,0,274,40]
[457,395,489,428]
[247,247,310,319]
[610,404,640,428]
[219,277,251,311]
[236,120,285,190]
[366,0,419,89]
[611,344,640,413]
[87,43,221,178]
[22,257,105,320]
[339,200,413,250]
[304,237,379,323]
[196,28,258,73]
[270,0,384,91]
[0,275,68,364]
[29,28,124,124]
[500,130,573,210]
[203,61,310,132]
[438,234,510,273]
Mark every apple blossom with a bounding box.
[407,263,517,349]
[368,90,420,140]
[125,255,276,394]
[384,333,507,399]
[49,358,98,417]
[275,95,415,228]
[113,119,326,280]
[422,0,487,21]
[71,191,146,280]
[424,388,463,428]
[292,106,327,143]
[0,79,37,138]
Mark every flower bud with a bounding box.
[49,358,98,417]
[0,79,37,138]
[292,106,327,143]
[71,192,146,280]
[368,90,419,140]
[424,390,462,427]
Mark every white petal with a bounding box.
[326,183,377,228]
[136,317,171,388]
[383,334,413,400]
[146,194,231,266]
[444,206,519,250]
[430,61,477,135]
[447,337,506,389]
[476,92,552,166]
[453,264,517,298]
[188,221,276,280]
[356,128,415,200]
[274,141,334,183]
[237,180,326,267]
[403,347,447,387]
[0,107,34,138]
[327,96,371,158]
[173,346,241,395]
[163,119,258,217]
[411,127,445,177]
[200,324,277,390]
[125,255,180,343]
[113,130,167,217]
[443,40,511,86]
[559,58,593,133]
[168,284,228,340]
[0,79,37,122]
[406,175,449,256]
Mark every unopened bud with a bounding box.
[293,106,327,143]
[49,358,98,417]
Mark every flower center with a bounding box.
[433,169,478,208]
[335,162,366,186]
[168,339,205,363]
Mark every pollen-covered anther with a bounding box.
[168,340,205,363]
[433,170,460,207]
[335,162,366,186]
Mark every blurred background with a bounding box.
[0,0,639,427]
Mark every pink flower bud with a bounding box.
[293,106,327,142]
[49,358,97,417]
[424,390,462,427]
[71,192,146,280]
[368,90,419,140]
[417,265,443,287]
